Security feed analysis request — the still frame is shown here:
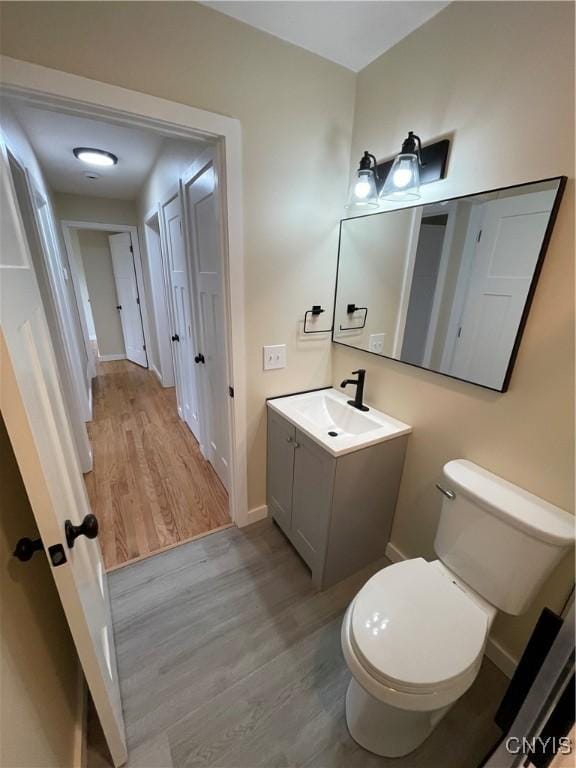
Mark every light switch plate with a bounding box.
[263,344,287,370]
[369,333,386,354]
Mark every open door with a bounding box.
[109,231,147,368]
[0,141,127,765]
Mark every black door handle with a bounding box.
[172,334,180,342]
[116,305,122,310]
[13,536,44,561]
[65,514,99,549]
[194,353,205,364]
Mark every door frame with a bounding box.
[61,221,151,366]
[3,145,94,472]
[0,55,249,527]
[143,207,174,387]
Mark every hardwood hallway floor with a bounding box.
[84,360,230,570]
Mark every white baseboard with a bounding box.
[151,364,162,383]
[384,541,517,679]
[98,353,126,362]
[246,504,268,524]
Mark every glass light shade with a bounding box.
[73,147,118,167]
[380,153,421,201]
[346,168,379,209]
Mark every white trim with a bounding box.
[421,202,457,367]
[392,207,423,357]
[150,364,163,383]
[143,208,174,388]
[61,224,98,382]
[247,504,269,524]
[384,540,517,679]
[98,353,126,362]
[0,55,248,528]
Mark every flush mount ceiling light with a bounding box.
[346,133,450,209]
[73,147,118,167]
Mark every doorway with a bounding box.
[1,58,248,766]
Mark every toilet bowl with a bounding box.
[340,459,575,758]
[341,558,495,757]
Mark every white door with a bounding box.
[449,190,557,388]
[0,141,127,766]
[108,232,147,367]
[161,194,201,440]
[184,155,230,489]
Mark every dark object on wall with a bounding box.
[303,305,332,334]
[495,608,563,732]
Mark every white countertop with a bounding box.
[267,388,411,457]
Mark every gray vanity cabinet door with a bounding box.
[267,409,296,533]
[291,429,336,578]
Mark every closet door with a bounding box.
[161,194,201,441]
[184,153,229,488]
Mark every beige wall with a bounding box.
[0,1,356,511]
[0,415,81,768]
[333,0,575,661]
[77,229,126,357]
[55,192,137,226]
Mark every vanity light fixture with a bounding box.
[345,151,380,209]
[73,147,118,167]
[346,134,450,208]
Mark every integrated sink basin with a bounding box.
[267,388,411,457]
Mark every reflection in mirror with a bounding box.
[333,178,564,391]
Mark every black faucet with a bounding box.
[340,369,369,411]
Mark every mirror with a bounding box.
[333,177,565,391]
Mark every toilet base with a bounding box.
[345,678,451,758]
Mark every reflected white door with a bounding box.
[450,190,556,388]
[161,194,201,441]
[0,140,127,766]
[184,155,230,490]
[109,232,147,367]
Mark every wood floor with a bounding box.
[87,521,507,768]
[84,360,230,570]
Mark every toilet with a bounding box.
[341,459,575,758]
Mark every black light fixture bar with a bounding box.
[374,137,450,192]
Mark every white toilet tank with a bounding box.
[434,460,575,615]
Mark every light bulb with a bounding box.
[392,166,413,188]
[354,179,371,199]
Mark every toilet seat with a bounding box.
[349,558,489,696]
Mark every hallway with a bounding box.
[85,360,231,570]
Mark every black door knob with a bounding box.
[172,334,180,342]
[13,536,44,561]
[194,353,205,364]
[65,514,99,549]
[116,305,122,310]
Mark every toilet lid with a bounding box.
[351,559,488,692]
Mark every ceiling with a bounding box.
[201,1,450,72]
[9,102,166,200]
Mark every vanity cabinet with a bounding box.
[267,405,408,589]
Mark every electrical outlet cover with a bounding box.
[369,333,386,354]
